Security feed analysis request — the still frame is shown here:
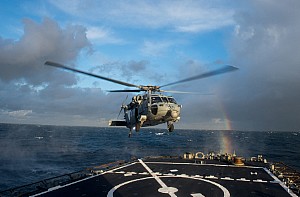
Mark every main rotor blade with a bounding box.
[108,89,142,92]
[45,61,140,88]
[159,90,213,95]
[160,65,238,88]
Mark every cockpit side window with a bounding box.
[168,97,177,104]
[151,96,162,103]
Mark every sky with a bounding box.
[0,0,300,131]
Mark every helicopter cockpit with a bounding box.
[151,96,162,103]
[150,95,177,104]
[167,97,177,104]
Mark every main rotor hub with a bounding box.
[139,85,160,92]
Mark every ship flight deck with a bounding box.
[28,156,297,197]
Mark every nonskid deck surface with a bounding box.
[32,158,296,197]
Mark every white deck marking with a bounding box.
[164,173,175,176]
[205,175,218,179]
[191,193,205,197]
[115,171,125,174]
[124,173,133,177]
[263,167,298,197]
[236,178,250,182]
[107,176,230,197]
[193,175,203,178]
[175,176,230,197]
[138,172,149,175]
[138,159,178,197]
[253,179,268,183]
[106,162,137,172]
[145,161,263,169]
[31,162,138,197]
[107,177,155,197]
[221,177,234,181]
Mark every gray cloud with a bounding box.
[120,60,148,82]
[162,1,300,131]
[169,60,236,130]
[0,18,115,126]
[0,80,126,126]
[90,60,165,86]
[0,17,90,85]
[219,1,300,131]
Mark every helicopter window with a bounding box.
[151,96,162,103]
[168,97,177,104]
[161,97,168,103]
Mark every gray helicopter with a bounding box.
[45,61,238,137]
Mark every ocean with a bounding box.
[0,123,300,191]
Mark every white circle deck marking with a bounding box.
[138,159,178,197]
[106,176,230,197]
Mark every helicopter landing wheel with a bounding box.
[128,128,132,138]
[168,124,174,132]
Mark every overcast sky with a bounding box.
[1,0,299,131]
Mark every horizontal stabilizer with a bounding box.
[109,120,127,127]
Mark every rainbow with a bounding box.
[217,97,233,130]
[217,97,233,153]
[223,116,232,131]
[219,131,233,154]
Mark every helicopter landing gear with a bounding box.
[167,122,174,132]
[128,128,132,138]
[135,122,141,132]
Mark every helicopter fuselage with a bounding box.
[124,94,181,131]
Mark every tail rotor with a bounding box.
[117,95,128,119]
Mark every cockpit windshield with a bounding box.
[151,96,177,104]
[151,96,162,103]
[167,97,177,104]
[161,97,168,102]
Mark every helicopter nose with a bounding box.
[171,110,179,118]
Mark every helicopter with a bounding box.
[45,61,238,137]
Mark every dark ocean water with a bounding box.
[0,123,300,191]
